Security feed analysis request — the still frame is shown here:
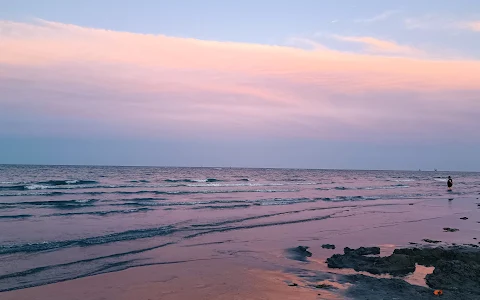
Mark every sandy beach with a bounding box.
[3,195,479,300]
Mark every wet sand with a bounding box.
[1,259,324,300]
[3,196,479,299]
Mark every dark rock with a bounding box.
[327,247,415,275]
[328,245,480,297]
[344,246,380,256]
[443,227,459,232]
[329,246,480,298]
[297,245,310,252]
[409,203,414,205]
[287,282,298,287]
[368,254,416,275]
[315,283,337,290]
[343,274,479,300]
[474,238,477,240]
[286,246,312,261]
[426,260,480,294]
[394,247,480,267]
[423,239,442,244]
[321,244,336,250]
[460,217,469,220]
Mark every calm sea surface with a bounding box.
[0,165,479,291]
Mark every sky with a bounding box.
[1,0,480,170]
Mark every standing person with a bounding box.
[447,176,453,191]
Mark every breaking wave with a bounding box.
[0,225,176,255]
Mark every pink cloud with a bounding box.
[329,35,420,56]
[465,21,480,31]
[0,19,480,141]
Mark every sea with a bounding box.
[0,164,479,292]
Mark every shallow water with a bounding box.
[0,165,479,292]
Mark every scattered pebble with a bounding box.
[286,246,312,261]
[322,244,336,250]
[288,283,298,287]
[460,217,469,220]
[315,283,337,290]
[423,239,442,244]
[443,227,459,232]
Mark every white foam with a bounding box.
[25,184,52,190]
[186,183,284,187]
[75,199,92,203]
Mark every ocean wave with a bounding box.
[254,197,315,206]
[192,204,251,210]
[0,225,175,255]
[0,185,29,191]
[0,183,174,192]
[38,180,98,186]
[185,182,285,187]
[113,199,248,208]
[317,185,409,191]
[184,214,333,239]
[45,208,152,217]
[0,180,98,191]
[316,196,380,202]
[164,178,222,183]
[150,189,298,195]
[363,184,410,190]
[1,188,298,198]
[122,197,164,201]
[0,214,33,220]
[0,191,67,197]
[0,199,97,209]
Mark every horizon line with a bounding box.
[0,163,474,173]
